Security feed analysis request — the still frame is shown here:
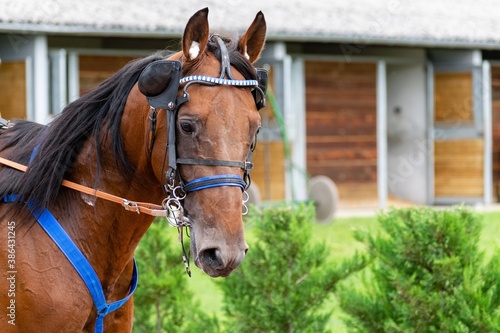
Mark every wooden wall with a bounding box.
[492,67,500,201]
[305,61,377,204]
[434,139,483,197]
[434,72,473,123]
[251,141,286,201]
[0,61,26,120]
[79,55,136,96]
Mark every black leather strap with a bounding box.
[165,108,178,185]
[148,108,157,157]
[177,158,253,171]
[214,35,234,80]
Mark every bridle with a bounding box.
[138,35,268,229]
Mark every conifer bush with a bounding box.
[338,206,500,332]
[219,203,368,333]
[133,218,219,333]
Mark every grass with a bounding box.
[185,209,500,332]
[479,210,500,258]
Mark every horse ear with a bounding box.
[182,8,210,61]
[237,11,267,64]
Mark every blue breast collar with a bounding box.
[2,195,138,333]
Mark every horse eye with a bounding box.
[180,121,195,134]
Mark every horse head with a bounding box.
[130,8,266,277]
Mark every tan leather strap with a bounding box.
[0,156,168,217]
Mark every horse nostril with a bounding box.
[200,248,223,268]
[244,247,249,255]
[199,247,248,274]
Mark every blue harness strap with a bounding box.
[2,195,138,333]
[183,174,246,193]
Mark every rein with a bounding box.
[0,156,169,216]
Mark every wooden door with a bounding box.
[305,61,377,206]
[0,60,27,120]
[433,70,484,201]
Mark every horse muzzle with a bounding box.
[191,232,249,277]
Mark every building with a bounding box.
[2,0,500,209]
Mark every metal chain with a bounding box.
[242,190,250,215]
[162,184,189,228]
[160,182,192,276]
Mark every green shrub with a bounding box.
[338,206,500,332]
[219,203,368,333]
[133,218,219,333]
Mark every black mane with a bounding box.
[0,52,169,211]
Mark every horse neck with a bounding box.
[51,138,164,292]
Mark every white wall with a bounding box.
[386,64,428,204]
[32,35,49,124]
[0,33,36,60]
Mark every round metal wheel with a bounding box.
[308,175,339,224]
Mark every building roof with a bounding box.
[1,0,500,48]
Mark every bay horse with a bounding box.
[0,8,266,332]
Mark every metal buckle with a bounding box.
[244,161,254,171]
[123,199,140,214]
[163,197,189,227]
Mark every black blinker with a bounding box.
[256,68,268,93]
[254,68,268,110]
[138,60,182,109]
